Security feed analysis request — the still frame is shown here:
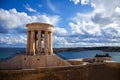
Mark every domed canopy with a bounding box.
[26,22,54,32]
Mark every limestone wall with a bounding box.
[67,60,83,65]
[0,63,120,80]
[87,63,120,80]
[22,54,71,68]
[0,54,71,69]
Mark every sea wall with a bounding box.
[0,63,120,80]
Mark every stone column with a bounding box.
[49,32,53,55]
[44,31,49,55]
[35,32,37,54]
[26,31,31,55]
[38,30,42,54]
[30,31,36,55]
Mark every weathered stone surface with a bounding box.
[0,54,71,69]
[0,63,120,80]
[26,22,54,55]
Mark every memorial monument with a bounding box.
[26,22,54,55]
[0,22,71,69]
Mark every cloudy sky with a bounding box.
[0,0,120,48]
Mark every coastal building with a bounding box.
[94,54,112,63]
[82,54,112,63]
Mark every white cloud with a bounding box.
[69,13,101,36]
[0,8,36,29]
[81,0,90,5]
[0,34,27,47]
[91,12,112,27]
[91,3,96,8]
[101,25,120,38]
[92,0,120,14]
[67,0,120,47]
[115,7,120,13]
[1,0,120,47]
[69,22,85,35]
[37,14,60,26]
[0,8,60,33]
[70,0,80,5]
[71,13,91,22]
[53,36,68,43]
[0,8,68,47]
[69,21,101,37]
[47,0,60,13]
[91,0,120,31]
[70,0,90,5]
[54,27,68,37]
[53,36,69,48]
[83,0,120,37]
[24,4,36,12]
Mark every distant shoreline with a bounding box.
[53,46,120,52]
[0,46,120,52]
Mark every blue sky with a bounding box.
[0,0,120,48]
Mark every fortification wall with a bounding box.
[0,54,71,69]
[87,63,120,80]
[0,63,120,80]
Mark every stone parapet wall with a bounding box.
[67,60,83,65]
[87,63,120,80]
[0,63,120,80]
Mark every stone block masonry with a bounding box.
[0,63,120,80]
[0,54,71,69]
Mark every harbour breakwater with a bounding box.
[0,63,120,80]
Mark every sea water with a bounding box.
[0,48,120,62]
[0,48,25,61]
[57,50,120,62]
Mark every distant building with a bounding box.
[82,53,112,63]
[94,53,112,63]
